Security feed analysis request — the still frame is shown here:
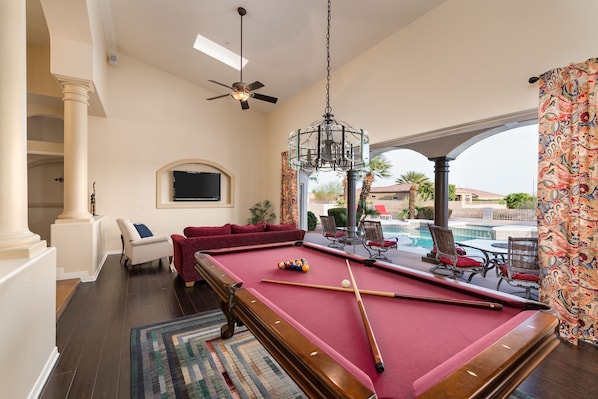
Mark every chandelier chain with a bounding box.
[324,0,332,117]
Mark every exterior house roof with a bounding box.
[455,187,504,200]
[359,184,504,200]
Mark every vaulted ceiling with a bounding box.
[26,0,537,158]
[27,0,447,113]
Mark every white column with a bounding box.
[0,0,45,258]
[56,79,94,222]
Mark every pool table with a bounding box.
[194,241,559,399]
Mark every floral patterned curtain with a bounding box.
[280,151,298,225]
[537,58,598,345]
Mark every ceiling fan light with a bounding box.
[231,91,250,101]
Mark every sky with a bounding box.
[312,124,539,196]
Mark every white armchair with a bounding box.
[116,218,173,267]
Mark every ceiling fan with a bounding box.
[206,7,278,110]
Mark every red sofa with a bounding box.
[171,222,305,286]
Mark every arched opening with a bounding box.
[307,117,539,234]
[27,115,64,241]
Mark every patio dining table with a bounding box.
[456,239,508,277]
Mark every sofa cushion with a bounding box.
[266,223,296,231]
[231,222,266,234]
[134,223,153,238]
[184,224,231,238]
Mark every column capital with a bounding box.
[55,75,96,95]
[428,156,455,163]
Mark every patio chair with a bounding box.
[320,215,346,249]
[361,220,398,261]
[427,224,484,281]
[497,237,540,299]
[374,204,393,220]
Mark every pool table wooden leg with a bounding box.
[220,284,241,339]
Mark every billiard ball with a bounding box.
[341,279,351,288]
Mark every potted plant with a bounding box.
[248,200,276,224]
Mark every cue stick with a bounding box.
[261,279,503,310]
[346,259,385,373]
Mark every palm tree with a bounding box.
[396,171,431,219]
[357,198,379,223]
[359,155,393,207]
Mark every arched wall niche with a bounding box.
[156,159,234,209]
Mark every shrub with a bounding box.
[416,206,435,220]
[307,211,317,231]
[311,182,343,201]
[327,207,347,227]
[415,206,452,220]
[396,208,409,219]
[504,193,536,209]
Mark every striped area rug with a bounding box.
[130,310,305,398]
[131,310,534,398]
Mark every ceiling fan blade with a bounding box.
[208,80,233,90]
[241,101,249,110]
[206,94,230,100]
[246,81,264,91]
[252,93,278,104]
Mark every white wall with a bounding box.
[0,248,57,399]
[89,54,269,251]
[265,0,598,208]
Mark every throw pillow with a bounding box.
[134,223,153,238]
[231,222,266,234]
[265,223,296,231]
[184,224,232,238]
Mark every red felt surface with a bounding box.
[204,244,530,398]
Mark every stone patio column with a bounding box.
[56,78,95,222]
[0,0,46,258]
[430,156,453,228]
[346,169,358,243]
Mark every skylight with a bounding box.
[193,34,248,71]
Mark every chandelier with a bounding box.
[288,0,369,174]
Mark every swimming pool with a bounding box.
[383,224,494,250]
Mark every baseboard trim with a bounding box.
[28,346,59,399]
[56,252,109,282]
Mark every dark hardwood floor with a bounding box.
[41,253,598,398]
[41,255,220,399]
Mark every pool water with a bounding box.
[383,224,494,250]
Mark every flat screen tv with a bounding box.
[172,171,221,201]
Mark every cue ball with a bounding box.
[341,279,351,288]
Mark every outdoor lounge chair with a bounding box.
[427,224,484,281]
[497,237,540,299]
[361,220,398,261]
[320,215,346,249]
[374,204,393,220]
